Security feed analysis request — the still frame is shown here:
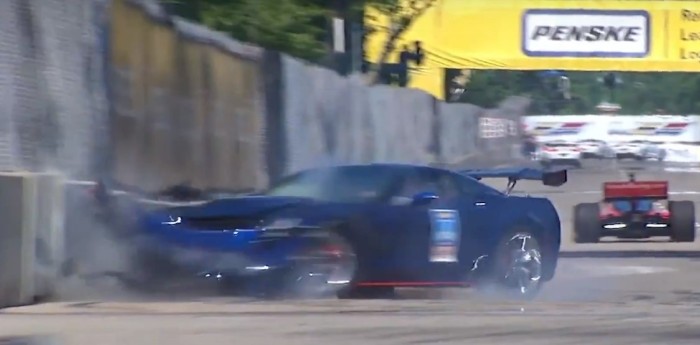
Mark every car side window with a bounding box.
[453,173,504,197]
[395,169,450,198]
[397,170,434,198]
[453,175,483,196]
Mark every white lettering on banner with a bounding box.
[508,120,518,136]
[479,118,517,139]
[522,115,700,144]
[522,10,650,58]
[608,121,691,136]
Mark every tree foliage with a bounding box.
[162,0,398,62]
[162,0,328,61]
[162,1,700,114]
[458,71,700,115]
[362,0,437,84]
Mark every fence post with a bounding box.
[262,50,286,184]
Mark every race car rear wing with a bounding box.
[603,181,669,201]
[460,167,567,195]
[461,167,568,186]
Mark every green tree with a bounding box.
[162,0,401,63]
[162,0,328,61]
[363,0,438,84]
[457,70,700,115]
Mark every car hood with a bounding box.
[170,195,312,219]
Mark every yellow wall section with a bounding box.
[365,0,700,100]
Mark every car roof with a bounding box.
[300,163,447,172]
[293,163,484,179]
[289,163,502,195]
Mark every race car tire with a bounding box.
[670,200,695,242]
[481,227,546,301]
[573,203,601,243]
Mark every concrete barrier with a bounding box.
[0,173,38,307]
[33,174,66,301]
[0,172,65,308]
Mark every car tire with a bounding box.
[481,228,546,301]
[670,200,695,242]
[283,231,360,298]
[573,203,601,243]
[658,150,667,162]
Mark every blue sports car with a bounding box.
[98,164,566,300]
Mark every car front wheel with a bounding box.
[284,232,359,298]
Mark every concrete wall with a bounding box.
[0,173,64,308]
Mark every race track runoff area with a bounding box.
[3,160,700,345]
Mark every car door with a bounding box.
[389,168,481,282]
[450,173,507,266]
[358,167,458,282]
[420,171,507,282]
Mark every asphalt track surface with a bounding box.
[3,159,700,345]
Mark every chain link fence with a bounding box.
[0,0,529,191]
[0,0,110,179]
[108,0,268,191]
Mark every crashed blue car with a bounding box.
[106,164,566,299]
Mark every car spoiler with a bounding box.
[460,167,568,187]
[603,181,668,201]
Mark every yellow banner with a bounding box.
[365,0,700,100]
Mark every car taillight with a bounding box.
[650,201,670,218]
[544,147,556,152]
[600,203,621,218]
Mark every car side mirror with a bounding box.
[412,191,439,206]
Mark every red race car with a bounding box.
[573,172,695,243]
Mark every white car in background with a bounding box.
[536,141,583,168]
[576,139,614,159]
[611,140,666,161]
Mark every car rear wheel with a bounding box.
[670,200,696,242]
[478,229,545,301]
[573,203,601,243]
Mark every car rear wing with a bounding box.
[460,167,567,195]
[460,167,567,187]
[603,181,668,201]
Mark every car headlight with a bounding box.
[161,215,182,225]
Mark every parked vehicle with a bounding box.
[536,141,583,168]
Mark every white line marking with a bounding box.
[571,264,676,278]
[664,167,700,173]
